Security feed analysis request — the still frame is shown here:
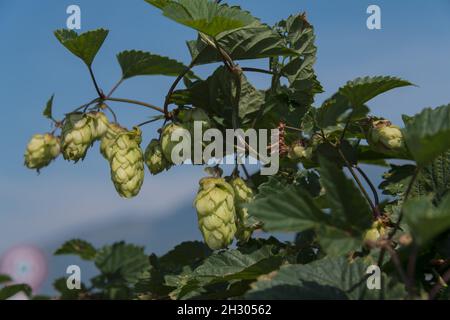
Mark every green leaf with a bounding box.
[187,22,297,65]
[248,160,372,257]
[53,277,87,300]
[246,257,407,300]
[279,13,323,106]
[158,241,212,272]
[146,0,257,37]
[43,94,54,120]
[403,195,450,246]
[339,76,413,108]
[55,239,97,261]
[317,76,412,128]
[168,245,282,299]
[173,66,264,126]
[95,242,149,283]
[318,157,372,232]
[0,275,12,284]
[0,284,32,300]
[54,29,109,66]
[403,104,450,165]
[117,50,197,80]
[246,183,325,232]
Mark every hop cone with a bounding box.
[109,127,144,198]
[230,177,254,242]
[61,113,96,162]
[24,133,60,171]
[177,108,211,132]
[194,177,237,250]
[363,220,386,245]
[87,111,109,139]
[287,140,312,161]
[144,139,171,175]
[160,122,190,164]
[367,119,407,156]
[100,123,126,160]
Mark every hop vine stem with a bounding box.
[105,97,165,113]
[88,66,104,99]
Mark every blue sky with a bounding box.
[1,0,450,255]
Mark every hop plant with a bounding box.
[363,220,386,245]
[144,139,171,175]
[87,111,110,139]
[61,113,96,162]
[109,127,145,198]
[194,177,237,250]
[160,122,191,164]
[24,133,60,171]
[367,119,407,156]
[229,177,254,243]
[177,108,211,132]
[287,140,313,161]
[100,123,127,160]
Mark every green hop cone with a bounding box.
[87,111,110,139]
[194,177,237,250]
[160,122,190,165]
[229,177,254,243]
[100,123,126,160]
[287,140,311,160]
[177,108,211,132]
[61,113,96,162]
[144,139,171,175]
[109,127,144,198]
[367,119,407,156]
[24,133,60,171]
[363,220,386,245]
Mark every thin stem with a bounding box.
[163,59,197,117]
[241,67,274,75]
[73,98,101,113]
[355,165,380,209]
[389,168,420,238]
[136,117,163,128]
[106,78,124,99]
[383,242,415,296]
[429,268,450,300]
[285,125,303,133]
[377,168,420,268]
[406,244,419,298]
[88,66,104,98]
[336,147,378,215]
[104,105,118,123]
[105,97,165,113]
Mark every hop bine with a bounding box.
[144,139,171,175]
[229,177,254,243]
[24,133,60,171]
[109,127,145,198]
[194,177,237,250]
